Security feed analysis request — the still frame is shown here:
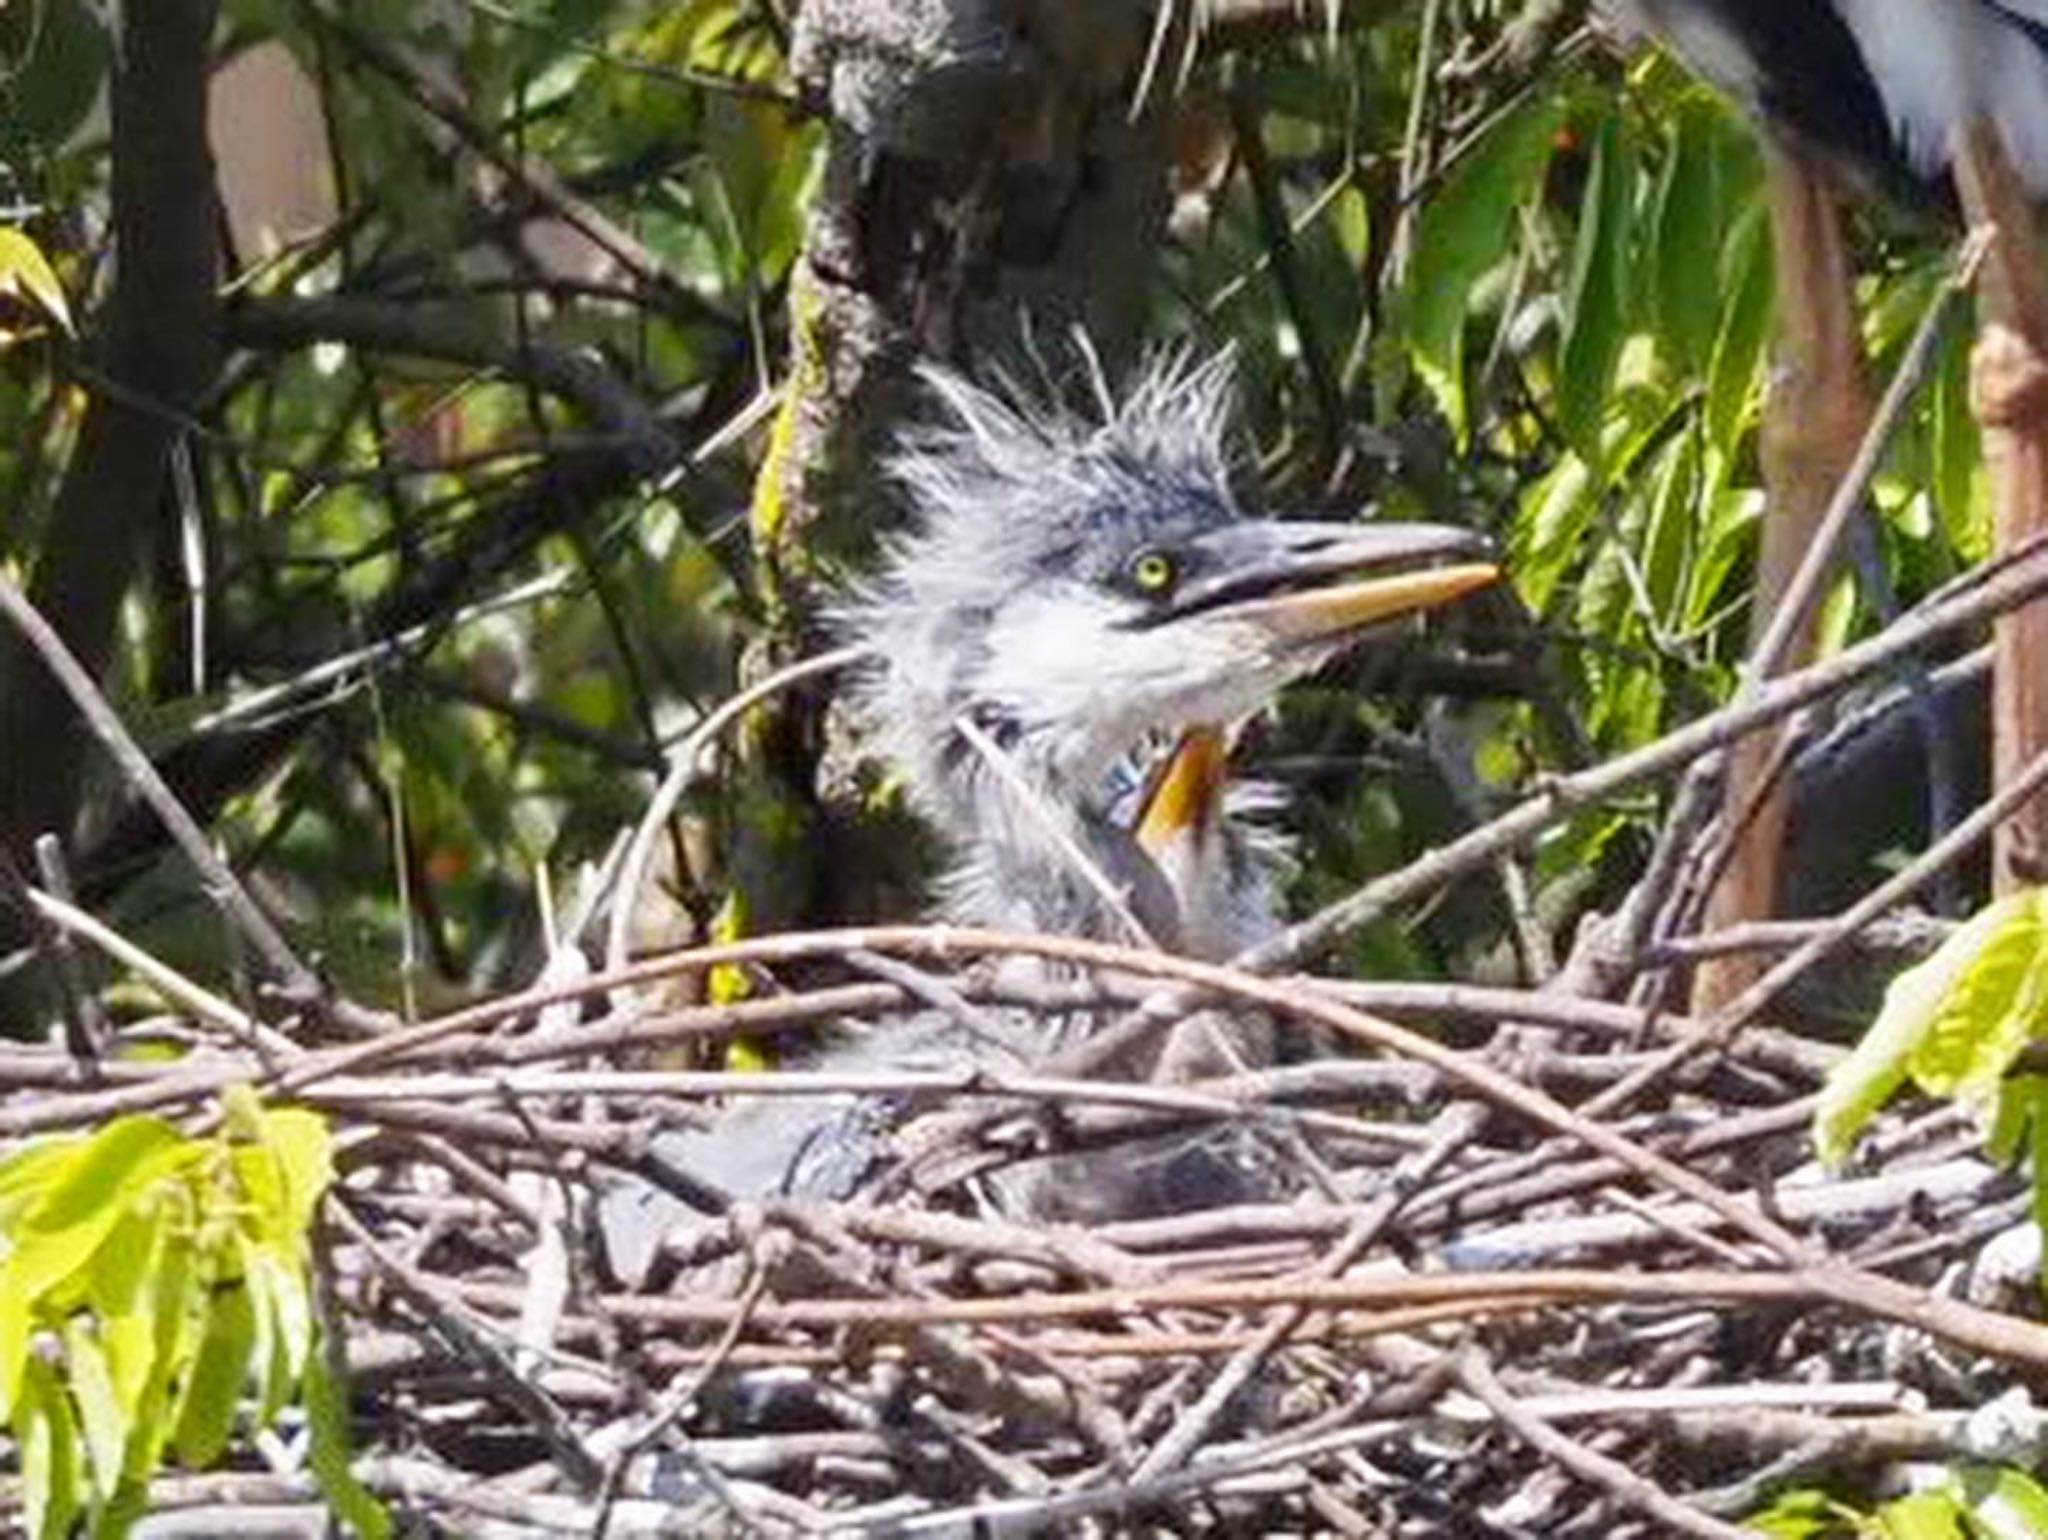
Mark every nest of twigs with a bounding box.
[13,906,2048,1538]
[10,549,2048,1536]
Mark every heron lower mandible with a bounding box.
[599,352,1496,1282]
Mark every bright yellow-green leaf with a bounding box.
[1959,1464,2048,1540]
[11,1117,185,1302]
[15,1356,81,1540]
[1876,1489,1967,1539]
[87,1208,161,1431]
[171,1281,254,1470]
[245,1238,313,1387]
[0,1259,30,1418]
[0,227,74,334]
[1909,890,2048,1120]
[129,1232,198,1478]
[1815,892,2046,1166]
[63,1320,126,1500]
[0,1138,83,1227]
[255,1108,335,1240]
[305,1332,392,1540]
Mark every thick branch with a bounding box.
[0,0,223,853]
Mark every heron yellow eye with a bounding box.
[1130,550,1178,595]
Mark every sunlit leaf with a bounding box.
[1400,94,1563,442]
[1510,452,1596,615]
[1959,1465,2048,1540]
[306,1333,393,1540]
[0,229,74,335]
[15,1356,81,1540]
[1815,892,2048,1166]
[1875,1489,1967,1539]
[171,1281,255,1470]
[11,1117,185,1301]
[1557,109,1632,460]
[63,1320,126,1500]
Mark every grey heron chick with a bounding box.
[848,354,1495,955]
[599,354,1493,1278]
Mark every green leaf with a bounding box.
[1557,109,1632,460]
[64,1320,127,1501]
[1510,452,1597,615]
[242,1236,311,1422]
[1908,890,2048,1120]
[0,228,73,334]
[1647,98,1731,375]
[253,1107,335,1242]
[1930,315,1988,562]
[15,1355,82,1540]
[1400,94,1563,442]
[1876,1489,1967,1539]
[126,1230,198,1481]
[0,1268,27,1418]
[0,0,113,152]
[305,1332,392,1540]
[1958,1465,2048,1540]
[87,1208,164,1421]
[1815,892,2048,1165]
[8,1117,185,1309]
[1641,427,1701,626]
[1703,200,1771,462]
[171,1281,255,1469]
[1744,1485,1860,1538]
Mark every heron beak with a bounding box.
[1159,520,1499,646]
[1136,725,1229,854]
[1218,560,1499,644]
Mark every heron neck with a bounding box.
[928,739,1177,947]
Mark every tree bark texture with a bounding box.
[761,0,1171,555]
[0,0,223,857]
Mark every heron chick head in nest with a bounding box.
[843,350,1497,947]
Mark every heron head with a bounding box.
[847,351,1496,825]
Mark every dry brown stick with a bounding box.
[427,1262,1949,1337]
[0,580,320,1002]
[1129,1105,1481,1481]
[1954,115,2048,891]
[1404,1099,1815,1239]
[284,925,1819,1261]
[327,1197,606,1491]
[1587,737,2048,1115]
[1454,1345,1755,1540]
[1693,144,1876,1017]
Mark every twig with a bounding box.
[1253,534,2048,973]
[25,887,298,1060]
[0,578,321,1003]
[601,644,867,989]
[1587,737,2048,1114]
[1454,1345,1755,1540]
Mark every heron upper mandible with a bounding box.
[600,352,1495,1280]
